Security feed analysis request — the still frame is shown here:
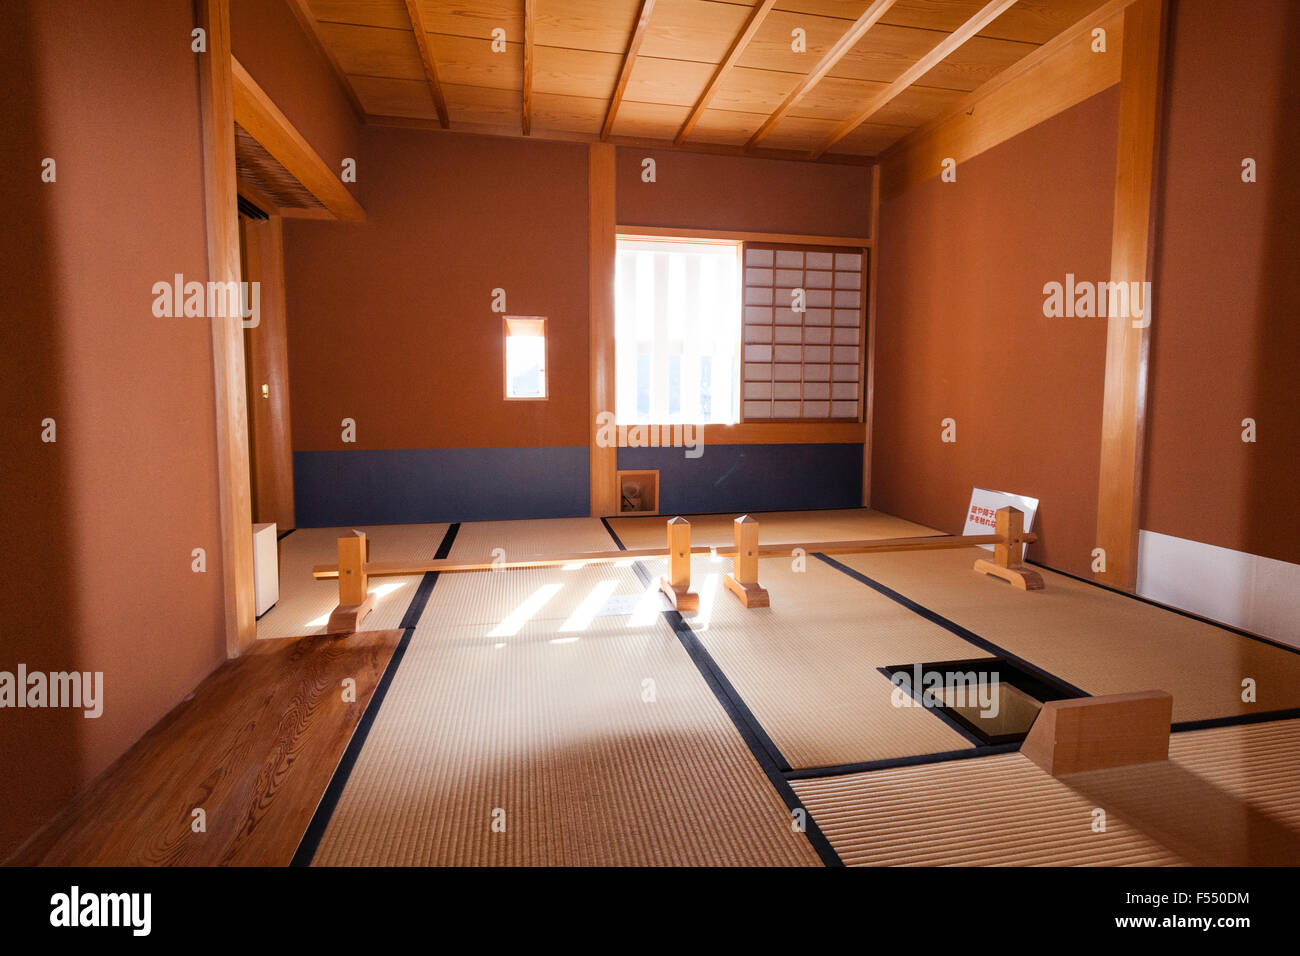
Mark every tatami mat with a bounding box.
[256,524,447,639]
[792,719,1300,866]
[833,547,1300,723]
[449,516,616,562]
[680,555,984,769]
[300,510,1300,866]
[310,559,820,866]
[612,509,983,770]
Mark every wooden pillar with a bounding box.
[723,515,770,608]
[862,163,879,507]
[658,517,699,611]
[588,143,618,516]
[196,0,257,657]
[1094,0,1168,590]
[241,215,296,531]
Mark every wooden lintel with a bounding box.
[231,56,366,222]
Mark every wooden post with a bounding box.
[327,532,375,634]
[723,515,770,608]
[1094,0,1167,591]
[973,507,1045,590]
[659,517,699,611]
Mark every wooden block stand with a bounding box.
[722,515,770,608]
[972,506,1044,590]
[326,532,374,634]
[1021,690,1173,775]
[658,516,699,611]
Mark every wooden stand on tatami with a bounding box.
[722,515,770,608]
[714,506,1045,609]
[659,516,700,611]
[972,506,1044,590]
[326,531,375,634]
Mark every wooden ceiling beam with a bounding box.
[811,0,1020,159]
[403,0,450,128]
[523,0,536,135]
[745,0,901,150]
[601,0,658,141]
[675,0,778,145]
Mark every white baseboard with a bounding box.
[1136,530,1300,650]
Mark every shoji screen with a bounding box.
[740,243,867,422]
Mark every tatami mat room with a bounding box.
[5,0,1299,900]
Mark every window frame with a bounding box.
[503,315,548,401]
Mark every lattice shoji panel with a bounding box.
[740,244,866,421]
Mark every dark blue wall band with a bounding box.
[295,443,863,526]
[291,522,460,867]
[294,447,589,526]
[617,442,863,514]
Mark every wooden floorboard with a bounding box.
[7,629,402,866]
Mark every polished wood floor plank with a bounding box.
[7,630,402,866]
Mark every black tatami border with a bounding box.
[290,522,460,867]
[601,517,844,867]
[814,550,1300,743]
[812,552,1091,697]
[785,742,1023,781]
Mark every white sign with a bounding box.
[963,488,1038,558]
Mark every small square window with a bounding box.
[504,316,546,400]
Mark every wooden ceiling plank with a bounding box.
[283,0,367,120]
[403,0,451,127]
[675,0,778,144]
[524,0,536,134]
[600,0,659,140]
[745,0,901,149]
[811,0,1019,158]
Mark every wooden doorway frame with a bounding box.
[196,0,256,657]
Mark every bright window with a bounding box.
[615,237,740,425]
[504,316,546,399]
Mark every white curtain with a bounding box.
[614,238,740,424]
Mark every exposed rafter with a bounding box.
[811,0,1020,159]
[601,0,658,141]
[675,0,778,145]
[523,0,536,134]
[403,0,450,128]
[746,0,901,150]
